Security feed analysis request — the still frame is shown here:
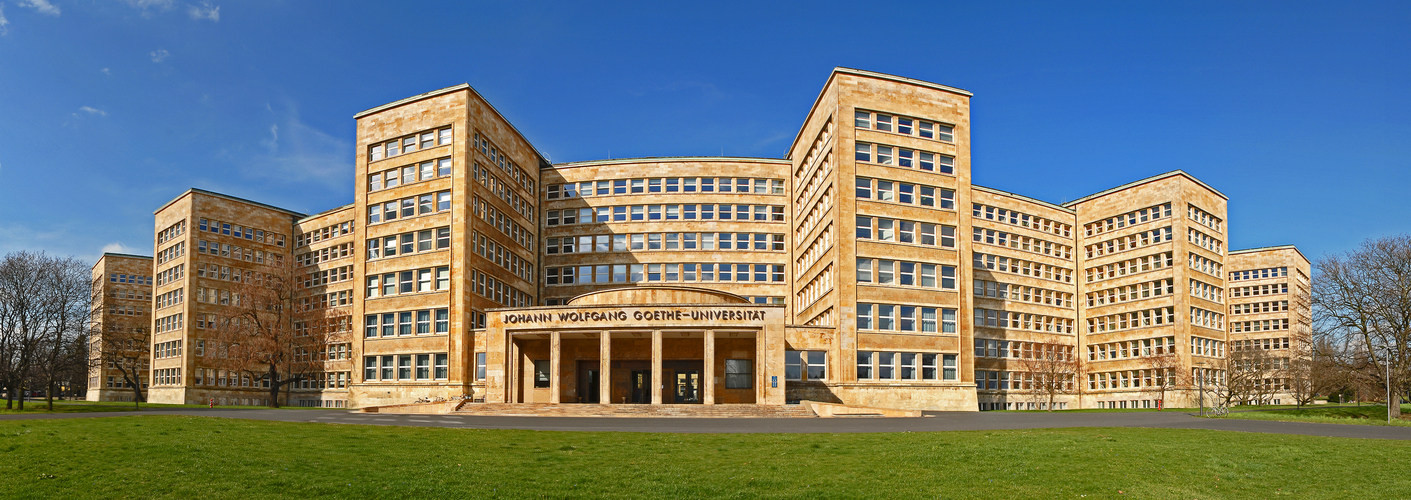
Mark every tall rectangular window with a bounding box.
[725,359,752,389]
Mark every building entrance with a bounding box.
[673,370,700,404]
[579,365,600,404]
[630,370,652,404]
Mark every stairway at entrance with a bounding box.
[454,403,815,418]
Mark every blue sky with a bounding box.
[0,1,1407,263]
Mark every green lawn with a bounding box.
[0,400,328,414]
[1217,404,1411,427]
[1,416,1409,498]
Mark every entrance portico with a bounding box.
[483,287,786,406]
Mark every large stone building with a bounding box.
[93,67,1310,411]
[87,253,154,402]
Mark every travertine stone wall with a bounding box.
[87,254,154,402]
[1226,246,1312,404]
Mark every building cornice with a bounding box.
[551,156,790,169]
[153,188,305,218]
[1061,170,1228,208]
[972,184,1075,214]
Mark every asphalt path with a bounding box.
[3,406,1410,440]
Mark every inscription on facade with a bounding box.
[502,308,767,325]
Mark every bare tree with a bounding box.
[206,258,335,407]
[1019,343,1078,411]
[34,256,92,410]
[1226,345,1277,406]
[90,324,150,408]
[1314,235,1411,418]
[0,252,59,410]
[1141,350,1188,409]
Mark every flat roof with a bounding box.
[1229,244,1310,263]
[785,67,972,160]
[552,156,790,169]
[298,203,354,223]
[99,252,152,260]
[154,188,305,218]
[1061,170,1228,208]
[972,184,1075,214]
[353,83,549,164]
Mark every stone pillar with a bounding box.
[651,330,663,405]
[599,331,611,405]
[703,330,716,405]
[550,331,561,404]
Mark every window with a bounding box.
[725,359,752,389]
[533,360,551,388]
[475,352,487,380]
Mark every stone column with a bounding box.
[703,330,716,405]
[549,331,561,404]
[599,331,611,404]
[651,330,663,405]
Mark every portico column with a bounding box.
[703,330,716,405]
[651,330,663,405]
[599,331,611,404]
[550,331,561,404]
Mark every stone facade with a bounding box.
[95,67,1310,412]
[86,253,153,402]
[1225,246,1312,404]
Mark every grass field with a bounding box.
[1219,404,1411,427]
[0,400,325,414]
[1,416,1409,498]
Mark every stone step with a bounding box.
[453,402,815,418]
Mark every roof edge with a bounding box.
[551,156,789,169]
[154,188,306,218]
[1061,170,1228,208]
[354,83,550,163]
[972,184,1075,213]
[298,203,355,223]
[833,67,974,97]
[99,252,152,260]
[1229,245,1310,263]
[353,84,471,119]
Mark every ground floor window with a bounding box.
[533,360,551,388]
[785,350,827,381]
[725,359,752,389]
[857,351,958,381]
[475,352,487,380]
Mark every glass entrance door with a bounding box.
[673,370,700,404]
[630,370,652,404]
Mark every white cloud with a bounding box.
[150,48,170,63]
[187,1,218,21]
[123,0,173,12]
[100,242,141,255]
[0,5,10,36]
[101,67,111,76]
[78,106,108,117]
[246,106,350,191]
[18,0,61,16]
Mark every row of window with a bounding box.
[155,289,183,310]
[547,177,785,199]
[855,177,956,209]
[784,350,827,381]
[155,313,183,333]
[364,309,451,338]
[973,253,1074,284]
[154,368,182,386]
[1232,283,1288,298]
[795,185,834,241]
[1191,307,1226,330]
[1087,336,1177,361]
[367,228,451,260]
[198,240,277,266]
[107,289,151,301]
[368,126,452,162]
[1231,319,1290,333]
[1086,307,1177,334]
[1230,267,1289,281]
[295,221,354,249]
[155,264,184,287]
[796,264,833,310]
[1086,251,1174,283]
[471,270,532,308]
[854,109,955,142]
[975,371,1075,392]
[793,118,834,187]
[472,232,535,283]
[855,142,955,174]
[973,308,1076,334]
[795,223,833,275]
[973,339,1075,361]
[546,263,786,285]
[472,197,536,251]
[1190,279,1224,303]
[195,263,255,284]
[974,279,1074,308]
[363,353,450,381]
[365,267,451,298]
[1188,252,1223,278]
[1192,337,1226,357]
[108,273,152,285]
[154,339,182,359]
[157,220,186,245]
[1231,300,1289,315]
[856,351,958,381]
[794,150,832,214]
[1085,226,1173,260]
[1087,368,1177,391]
[972,203,1073,238]
[547,232,786,255]
[198,218,286,247]
[366,191,452,224]
[292,243,352,268]
[473,162,536,223]
[855,303,958,333]
[473,132,535,194]
[302,265,353,289]
[156,242,184,265]
[1188,227,1223,255]
[1187,204,1223,233]
[1083,203,1172,237]
[1086,278,1174,308]
[1231,337,1291,351]
[856,216,957,248]
[856,258,957,290]
[972,227,1073,260]
[546,204,786,226]
[368,157,452,193]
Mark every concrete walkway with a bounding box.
[3,406,1410,440]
